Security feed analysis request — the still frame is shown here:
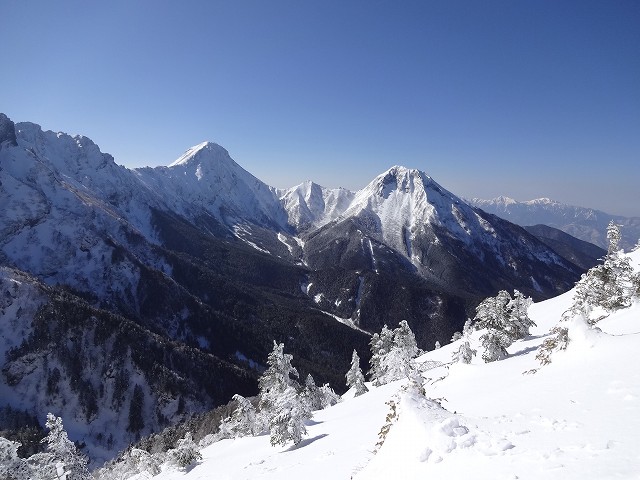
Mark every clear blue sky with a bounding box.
[2,0,639,216]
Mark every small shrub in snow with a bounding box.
[450,331,463,342]
[452,341,476,364]
[536,326,569,366]
[166,432,201,470]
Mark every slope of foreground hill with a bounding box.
[144,249,640,480]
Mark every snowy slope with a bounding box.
[145,249,640,480]
[470,196,640,251]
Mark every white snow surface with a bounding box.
[145,250,640,480]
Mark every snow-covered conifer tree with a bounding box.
[507,290,535,339]
[345,349,369,396]
[479,329,511,363]
[257,341,311,447]
[229,394,260,437]
[301,373,324,411]
[565,222,637,322]
[318,384,340,409]
[368,325,394,386]
[450,331,463,342]
[268,385,312,447]
[258,341,300,422]
[375,320,420,385]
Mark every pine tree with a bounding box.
[368,325,394,386]
[229,394,260,437]
[318,384,340,409]
[258,341,300,422]
[257,341,311,447]
[565,222,637,322]
[301,374,324,411]
[373,320,420,385]
[268,385,312,447]
[507,290,535,339]
[345,349,369,397]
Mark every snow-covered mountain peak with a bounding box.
[168,141,230,168]
[525,197,560,206]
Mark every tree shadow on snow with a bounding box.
[284,434,329,452]
[510,345,539,357]
[304,418,323,426]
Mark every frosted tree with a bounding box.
[374,320,420,385]
[318,383,340,409]
[474,289,534,362]
[257,341,311,447]
[452,341,476,364]
[474,291,513,362]
[565,222,638,322]
[450,331,463,342]
[368,325,394,386]
[346,349,369,396]
[507,290,535,339]
[301,374,324,411]
[434,340,441,349]
[229,394,260,437]
[474,290,512,332]
[166,432,202,470]
[42,413,89,480]
[258,341,300,422]
[268,385,312,447]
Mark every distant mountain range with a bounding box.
[0,113,598,462]
[469,196,640,251]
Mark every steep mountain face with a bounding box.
[523,224,606,271]
[469,196,640,251]
[0,113,591,463]
[279,180,354,231]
